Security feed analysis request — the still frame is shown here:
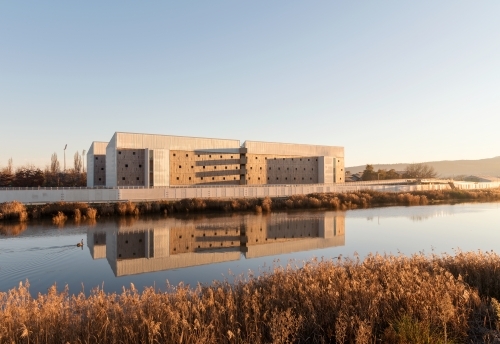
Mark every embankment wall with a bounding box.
[1,181,499,204]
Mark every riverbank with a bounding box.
[1,251,499,343]
[1,188,499,223]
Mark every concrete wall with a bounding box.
[169,149,241,186]
[106,134,117,187]
[87,142,107,187]
[2,182,499,204]
[245,154,319,185]
[116,148,146,187]
[242,140,344,157]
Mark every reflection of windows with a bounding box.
[177,177,179,180]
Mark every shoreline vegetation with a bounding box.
[1,251,500,343]
[1,188,500,225]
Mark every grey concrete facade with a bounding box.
[87,132,346,188]
[87,142,107,187]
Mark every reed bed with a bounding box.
[1,251,500,343]
[1,189,499,224]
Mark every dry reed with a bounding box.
[51,211,67,225]
[0,201,28,221]
[86,207,97,220]
[1,251,500,343]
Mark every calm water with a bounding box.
[1,202,499,295]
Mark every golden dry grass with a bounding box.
[0,201,27,221]
[1,251,500,343]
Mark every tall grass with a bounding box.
[0,201,27,221]
[1,251,500,343]
[1,188,500,223]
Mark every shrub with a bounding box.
[0,201,28,221]
[52,211,67,225]
[86,208,97,220]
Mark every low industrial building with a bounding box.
[87,132,345,188]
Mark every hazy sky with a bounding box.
[1,1,499,169]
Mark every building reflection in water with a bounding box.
[87,212,345,277]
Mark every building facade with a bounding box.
[87,132,345,188]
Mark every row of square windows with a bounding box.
[176,176,239,181]
[173,176,315,181]
[178,165,240,170]
[173,153,238,159]
[176,166,319,171]
[171,153,340,164]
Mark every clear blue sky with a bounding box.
[1,1,499,169]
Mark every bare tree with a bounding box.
[402,163,438,179]
[0,158,14,187]
[74,151,82,173]
[50,153,61,173]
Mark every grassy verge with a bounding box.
[0,188,499,225]
[1,251,500,343]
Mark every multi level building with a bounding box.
[87,132,345,188]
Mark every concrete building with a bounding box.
[87,132,345,188]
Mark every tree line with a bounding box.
[0,152,87,188]
[361,163,438,181]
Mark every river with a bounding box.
[1,202,499,295]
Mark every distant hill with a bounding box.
[346,156,500,178]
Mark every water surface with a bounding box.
[1,202,499,295]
